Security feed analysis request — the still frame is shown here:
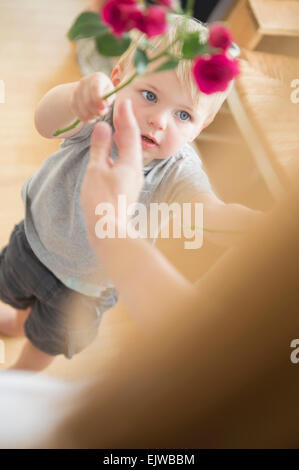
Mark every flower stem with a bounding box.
[54,23,185,136]
[53,119,81,136]
[185,0,195,17]
[148,36,181,64]
[53,70,139,137]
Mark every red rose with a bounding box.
[135,6,168,38]
[102,0,142,37]
[192,53,240,95]
[208,24,233,52]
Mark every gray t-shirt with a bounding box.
[21,104,215,291]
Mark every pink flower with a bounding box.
[192,53,240,95]
[208,24,233,52]
[135,6,168,38]
[101,0,142,37]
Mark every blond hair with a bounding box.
[114,14,234,125]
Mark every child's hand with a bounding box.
[70,72,115,123]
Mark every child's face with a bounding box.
[111,67,207,165]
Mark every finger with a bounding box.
[76,89,91,122]
[115,99,143,169]
[87,85,108,121]
[98,79,115,109]
[81,82,96,121]
[89,79,105,117]
[78,81,98,122]
[89,122,112,169]
[92,76,115,113]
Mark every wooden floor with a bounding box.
[0,0,225,379]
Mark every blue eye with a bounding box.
[142,90,156,102]
[141,90,192,122]
[178,110,191,121]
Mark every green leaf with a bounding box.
[134,48,149,75]
[95,32,131,57]
[182,32,208,59]
[68,12,108,40]
[154,58,179,72]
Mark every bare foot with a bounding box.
[0,304,31,337]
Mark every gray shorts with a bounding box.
[0,221,118,358]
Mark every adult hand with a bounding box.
[80,99,144,242]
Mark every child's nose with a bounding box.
[147,110,168,130]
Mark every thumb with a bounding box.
[89,122,112,168]
[115,99,143,170]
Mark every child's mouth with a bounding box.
[141,135,158,149]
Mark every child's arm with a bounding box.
[34,72,115,139]
[190,192,264,247]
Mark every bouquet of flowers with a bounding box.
[55,0,240,136]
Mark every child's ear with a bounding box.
[110,66,122,87]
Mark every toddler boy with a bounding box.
[0,15,260,371]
